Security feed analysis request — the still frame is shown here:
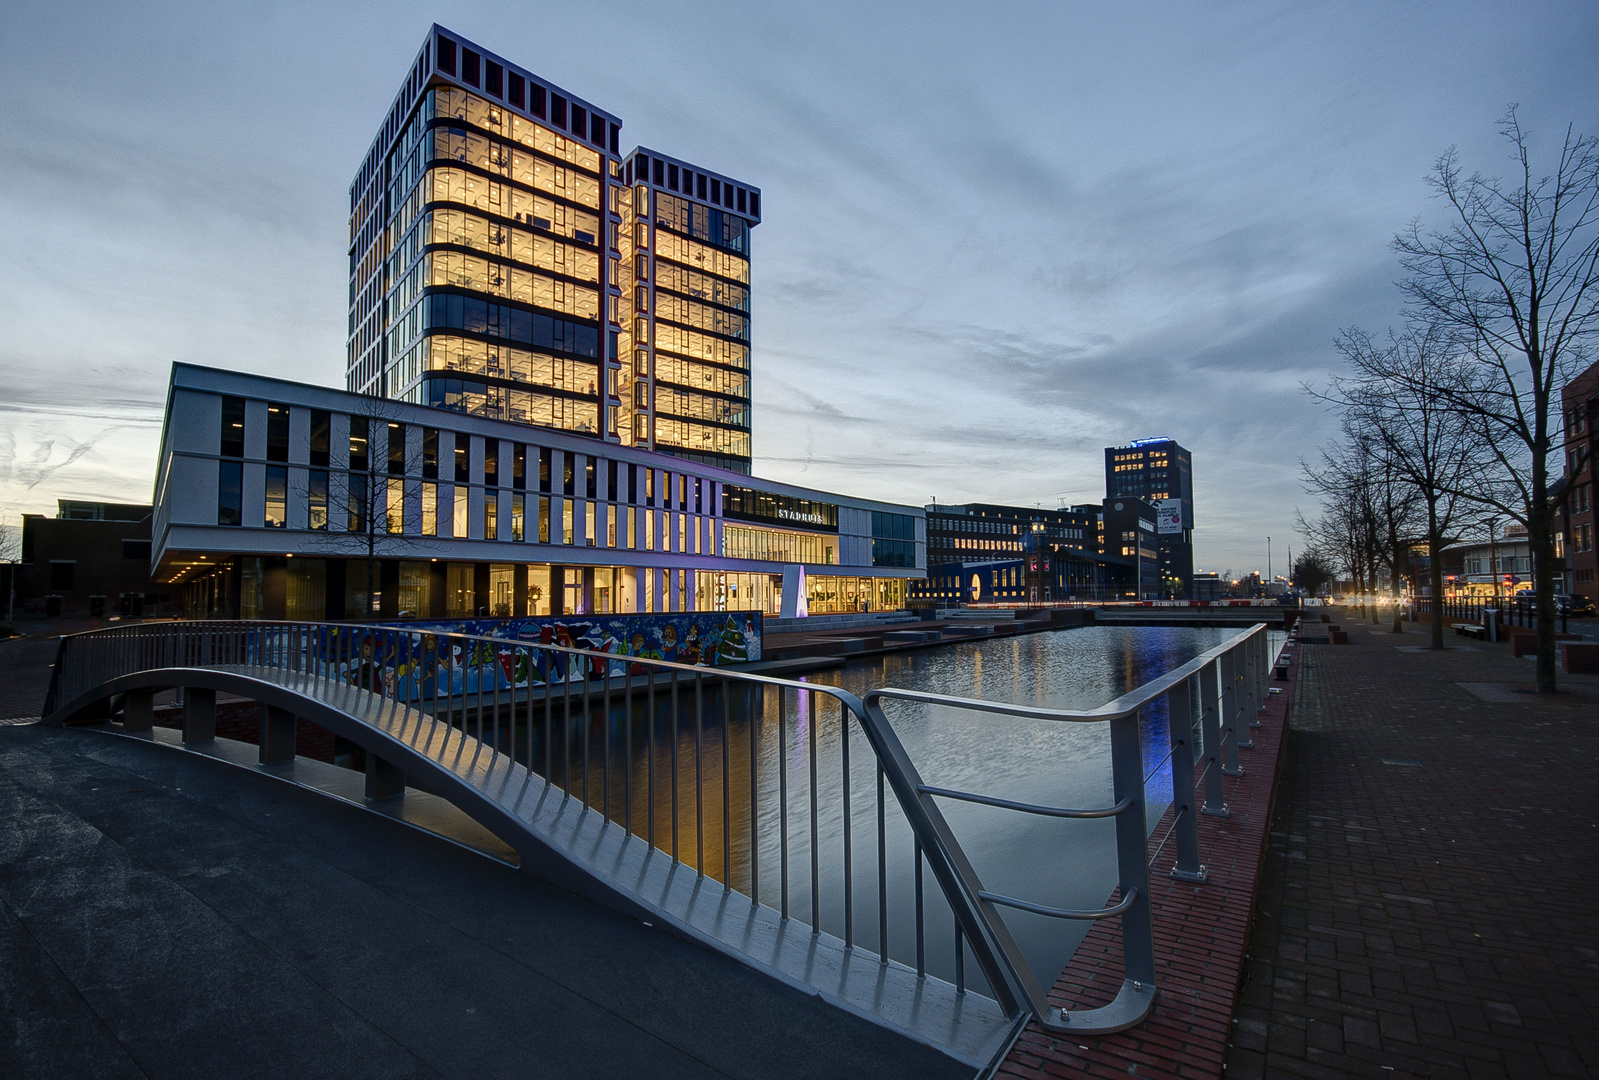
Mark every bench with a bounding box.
[1453,623,1488,639]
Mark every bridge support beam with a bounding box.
[183,688,216,743]
[259,705,296,765]
[365,754,406,801]
[123,689,154,733]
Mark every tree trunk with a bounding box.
[1529,464,1558,693]
[1427,497,1446,650]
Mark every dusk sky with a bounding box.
[2,2,1595,576]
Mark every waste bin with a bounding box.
[1483,609,1498,642]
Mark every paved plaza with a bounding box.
[1226,610,1599,1079]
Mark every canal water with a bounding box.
[531,623,1280,998]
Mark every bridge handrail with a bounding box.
[40,616,1278,1040]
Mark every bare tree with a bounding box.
[1300,418,1424,628]
[1322,322,1483,647]
[1292,547,1335,597]
[1299,433,1383,620]
[296,395,435,619]
[1393,108,1599,690]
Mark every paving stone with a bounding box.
[1223,610,1599,1080]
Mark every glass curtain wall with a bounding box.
[373,86,605,437]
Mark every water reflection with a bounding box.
[498,625,1279,994]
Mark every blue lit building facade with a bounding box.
[1105,438,1194,596]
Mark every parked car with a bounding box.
[1511,592,1595,616]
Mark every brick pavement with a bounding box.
[1001,628,1294,1080]
[1226,610,1599,1079]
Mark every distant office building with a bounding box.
[1190,570,1223,603]
[1557,360,1598,595]
[350,26,758,475]
[1105,438,1193,595]
[914,501,1154,603]
[15,502,167,618]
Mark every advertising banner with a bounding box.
[1156,498,1185,535]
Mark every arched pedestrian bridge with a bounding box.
[41,619,1273,1073]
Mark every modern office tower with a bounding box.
[347,26,758,474]
[1105,437,1194,595]
[618,147,757,474]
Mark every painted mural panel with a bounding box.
[401,610,761,669]
[243,610,761,705]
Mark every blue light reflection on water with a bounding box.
[781,624,1284,993]
[550,624,1281,997]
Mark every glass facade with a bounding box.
[626,178,755,472]
[354,83,607,439]
[350,30,760,475]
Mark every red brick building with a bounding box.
[1559,360,1599,597]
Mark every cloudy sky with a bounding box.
[2,2,1595,575]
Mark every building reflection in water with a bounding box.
[499,625,1281,988]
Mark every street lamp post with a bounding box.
[1267,536,1272,597]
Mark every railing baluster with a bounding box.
[748,683,759,904]
[625,654,634,835]
[646,667,655,848]
[954,922,965,994]
[841,696,853,949]
[563,658,574,797]
[878,760,887,961]
[779,685,789,920]
[914,837,925,978]
[695,672,704,875]
[670,668,680,860]
[721,675,731,889]
[602,656,612,824]
[582,655,592,811]
[809,687,820,932]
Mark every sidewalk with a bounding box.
[1226,609,1599,1078]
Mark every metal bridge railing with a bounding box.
[43,617,1275,1037]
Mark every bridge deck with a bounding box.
[39,662,1016,1071]
[0,722,973,1080]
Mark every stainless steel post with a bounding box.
[1107,708,1157,999]
[1166,678,1206,883]
[1220,649,1244,776]
[1234,644,1256,750]
[1199,659,1228,816]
